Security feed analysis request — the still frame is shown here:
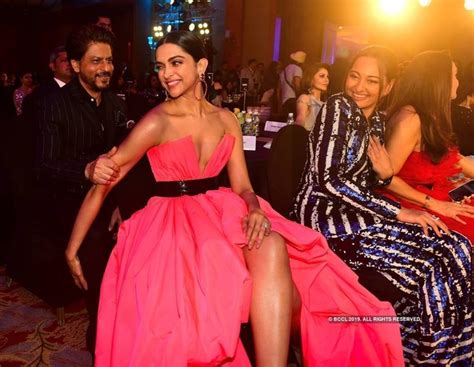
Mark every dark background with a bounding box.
[1,0,472,79]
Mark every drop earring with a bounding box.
[200,74,208,99]
[194,74,208,100]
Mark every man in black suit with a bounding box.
[40,45,73,94]
[44,46,73,89]
[35,24,126,354]
[23,46,73,129]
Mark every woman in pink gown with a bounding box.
[65,31,403,366]
[384,51,474,243]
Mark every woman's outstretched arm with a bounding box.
[65,110,163,290]
[385,109,474,223]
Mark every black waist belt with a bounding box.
[155,176,219,197]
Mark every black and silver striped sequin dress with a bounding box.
[292,93,472,366]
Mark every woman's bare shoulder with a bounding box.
[297,94,310,103]
[386,105,421,143]
[133,103,173,140]
[216,107,241,134]
[389,105,421,129]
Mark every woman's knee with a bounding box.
[260,232,289,263]
[244,232,290,273]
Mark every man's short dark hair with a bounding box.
[49,45,66,64]
[66,24,115,62]
[248,58,257,66]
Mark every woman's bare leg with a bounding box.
[243,232,293,367]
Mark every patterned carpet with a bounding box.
[0,270,92,366]
[0,268,305,366]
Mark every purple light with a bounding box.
[273,17,282,61]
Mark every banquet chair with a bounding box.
[267,124,309,218]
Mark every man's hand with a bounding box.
[85,146,120,185]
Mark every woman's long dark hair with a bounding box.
[302,63,330,99]
[386,51,455,163]
[156,31,207,62]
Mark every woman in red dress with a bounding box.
[384,50,474,242]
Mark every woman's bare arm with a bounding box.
[295,94,309,127]
[385,109,474,222]
[65,111,164,289]
[459,155,474,178]
[385,109,420,174]
[222,110,270,248]
[224,111,257,201]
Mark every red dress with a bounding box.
[390,149,474,242]
[95,134,404,366]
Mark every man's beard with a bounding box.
[81,71,112,92]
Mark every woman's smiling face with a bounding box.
[155,43,206,99]
[344,56,385,118]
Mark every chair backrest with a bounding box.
[267,124,309,217]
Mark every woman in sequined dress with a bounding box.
[292,46,472,366]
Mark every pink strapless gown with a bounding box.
[388,149,474,243]
[95,134,404,366]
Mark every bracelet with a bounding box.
[376,175,393,187]
[422,195,432,208]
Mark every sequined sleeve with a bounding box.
[313,95,400,218]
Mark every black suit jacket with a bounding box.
[8,79,126,308]
[23,79,61,120]
[22,78,62,157]
[36,77,127,193]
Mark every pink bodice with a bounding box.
[146,134,235,181]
